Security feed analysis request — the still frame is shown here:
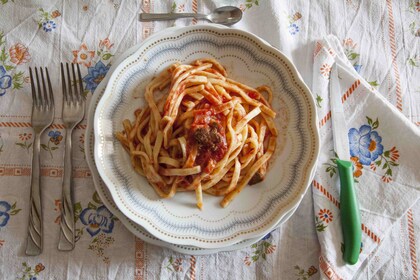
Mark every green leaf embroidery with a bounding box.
[50,146,59,150]
[366,116,373,126]
[15,142,26,147]
[4,64,14,71]
[88,201,97,210]
[372,118,379,129]
[384,151,390,157]
[375,160,382,166]
[10,209,21,215]
[102,53,113,60]
[171,2,176,12]
[368,80,379,87]
[92,191,102,204]
[348,52,360,60]
[383,163,388,169]
[41,143,48,150]
[389,161,399,166]
[316,94,323,108]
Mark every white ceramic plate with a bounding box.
[85,33,299,254]
[94,25,319,248]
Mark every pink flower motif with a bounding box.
[320,63,332,77]
[243,256,252,266]
[265,244,276,254]
[370,163,377,171]
[343,38,357,49]
[99,38,114,50]
[9,43,31,65]
[72,43,95,67]
[381,175,392,183]
[173,258,183,271]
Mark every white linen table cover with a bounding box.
[0,1,419,279]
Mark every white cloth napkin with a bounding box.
[312,35,420,279]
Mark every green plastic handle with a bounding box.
[337,159,362,265]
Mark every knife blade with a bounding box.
[330,64,362,265]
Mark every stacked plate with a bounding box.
[86,25,319,254]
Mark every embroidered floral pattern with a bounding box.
[243,0,260,10]
[342,38,379,86]
[325,117,399,182]
[320,63,332,77]
[72,43,95,67]
[17,262,45,280]
[294,265,318,280]
[72,38,114,95]
[350,117,399,182]
[37,8,61,32]
[83,61,110,93]
[315,208,333,232]
[0,32,28,95]
[243,233,276,265]
[15,132,32,152]
[287,12,302,35]
[74,192,117,264]
[0,201,21,228]
[318,209,333,223]
[408,55,420,67]
[171,2,186,13]
[41,130,62,158]
[165,256,183,272]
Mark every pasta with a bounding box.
[116,59,277,209]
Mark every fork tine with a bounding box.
[61,63,68,103]
[29,67,37,107]
[65,63,74,103]
[34,68,43,107]
[39,68,49,107]
[45,67,54,107]
[70,63,80,102]
[76,64,84,101]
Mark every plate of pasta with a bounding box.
[94,24,319,248]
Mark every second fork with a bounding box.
[58,63,85,251]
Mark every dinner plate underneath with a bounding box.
[85,34,299,254]
[94,25,319,247]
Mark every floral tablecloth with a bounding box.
[0,1,419,279]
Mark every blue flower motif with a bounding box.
[0,201,11,227]
[288,23,299,35]
[30,277,37,280]
[0,65,12,96]
[42,20,56,32]
[353,65,362,73]
[79,205,114,236]
[83,61,110,93]
[261,232,272,240]
[349,125,384,165]
[48,130,63,145]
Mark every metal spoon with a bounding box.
[139,6,243,26]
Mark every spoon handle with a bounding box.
[139,12,206,22]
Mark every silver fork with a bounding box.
[26,67,55,256]
[58,63,85,251]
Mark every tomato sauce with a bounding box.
[187,106,227,173]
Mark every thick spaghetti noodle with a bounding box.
[116,59,277,209]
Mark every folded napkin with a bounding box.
[311,35,420,279]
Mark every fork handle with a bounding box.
[26,133,43,256]
[58,128,75,251]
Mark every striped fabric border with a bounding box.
[0,122,86,129]
[385,0,403,111]
[134,237,146,280]
[319,255,343,280]
[407,209,418,280]
[189,255,196,280]
[319,80,360,127]
[0,166,91,178]
[192,0,198,25]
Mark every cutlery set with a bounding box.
[25,63,84,256]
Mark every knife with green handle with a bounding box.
[330,64,362,265]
